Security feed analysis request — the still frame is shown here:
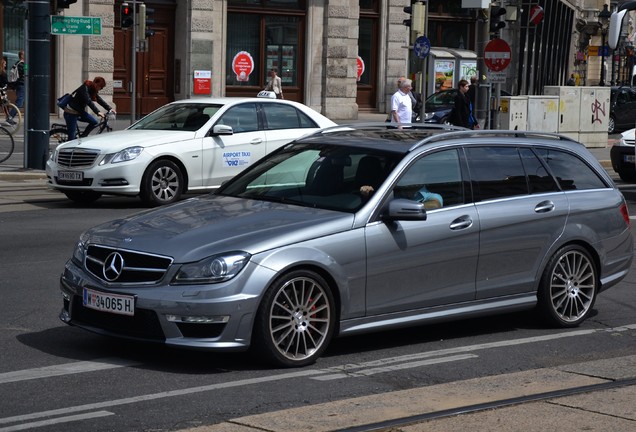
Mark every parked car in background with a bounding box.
[610,127,635,181]
[608,86,636,134]
[46,96,336,206]
[59,125,632,367]
[423,88,510,124]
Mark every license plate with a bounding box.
[83,288,135,316]
[624,155,635,163]
[58,171,84,181]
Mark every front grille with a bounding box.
[57,148,100,168]
[85,245,173,284]
[71,296,165,341]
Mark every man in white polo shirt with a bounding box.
[391,78,413,128]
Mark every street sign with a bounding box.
[484,38,511,72]
[529,5,544,25]
[51,16,102,36]
[413,35,431,59]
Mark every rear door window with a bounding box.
[465,147,528,201]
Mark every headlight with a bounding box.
[100,146,144,165]
[71,232,89,265]
[49,149,58,162]
[424,112,434,120]
[173,252,251,284]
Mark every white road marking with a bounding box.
[312,354,478,380]
[0,411,113,432]
[0,358,141,384]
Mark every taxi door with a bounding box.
[202,103,267,188]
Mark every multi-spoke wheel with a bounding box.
[538,245,598,327]
[140,159,184,206]
[253,270,335,367]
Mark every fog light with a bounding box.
[165,315,229,324]
[61,291,71,301]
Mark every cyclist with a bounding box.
[63,76,116,140]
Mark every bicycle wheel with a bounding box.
[49,126,69,146]
[0,126,15,163]
[2,103,21,134]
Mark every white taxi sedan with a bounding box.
[46,96,336,206]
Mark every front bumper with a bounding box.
[610,145,635,174]
[58,258,276,351]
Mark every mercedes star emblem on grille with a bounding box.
[103,252,125,281]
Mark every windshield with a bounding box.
[129,103,223,131]
[218,143,402,213]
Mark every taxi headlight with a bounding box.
[101,146,144,165]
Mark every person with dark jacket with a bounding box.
[450,79,473,129]
[63,77,115,140]
[0,57,8,88]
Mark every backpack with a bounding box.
[8,61,22,83]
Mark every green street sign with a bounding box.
[51,16,102,36]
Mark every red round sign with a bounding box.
[530,5,544,26]
[484,38,511,72]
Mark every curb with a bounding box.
[0,170,46,181]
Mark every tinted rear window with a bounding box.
[534,148,607,190]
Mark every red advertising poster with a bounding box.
[193,70,211,95]
[232,51,254,82]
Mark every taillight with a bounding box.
[620,202,631,227]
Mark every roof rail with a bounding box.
[409,129,583,151]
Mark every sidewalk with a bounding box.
[180,354,636,432]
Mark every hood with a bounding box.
[58,130,197,153]
[85,195,355,262]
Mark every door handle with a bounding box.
[449,215,473,230]
[534,200,555,213]
[250,138,263,144]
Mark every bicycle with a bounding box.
[0,125,15,163]
[49,110,115,145]
[0,85,22,135]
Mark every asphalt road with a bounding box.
[0,173,635,431]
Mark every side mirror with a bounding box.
[383,198,427,221]
[608,10,628,50]
[212,124,234,136]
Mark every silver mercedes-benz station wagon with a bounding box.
[59,125,633,367]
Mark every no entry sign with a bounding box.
[530,5,544,25]
[484,38,511,72]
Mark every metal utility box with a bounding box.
[499,96,527,130]
[543,86,581,133]
[527,96,559,133]
[580,87,611,132]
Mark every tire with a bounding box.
[252,269,336,367]
[140,159,184,206]
[618,168,636,183]
[63,190,102,204]
[538,245,598,328]
[49,127,68,146]
[0,126,15,163]
[608,115,616,134]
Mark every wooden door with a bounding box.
[113,2,175,117]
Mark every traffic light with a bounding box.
[489,7,507,36]
[121,2,134,29]
[138,3,156,39]
[403,2,426,35]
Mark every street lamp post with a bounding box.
[598,4,612,86]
